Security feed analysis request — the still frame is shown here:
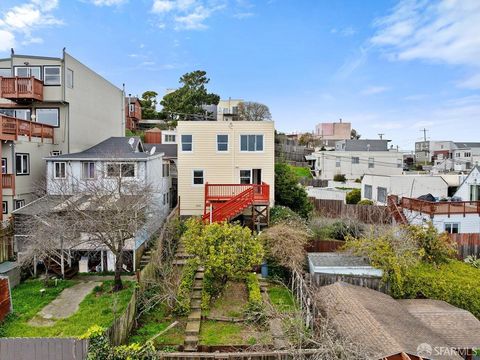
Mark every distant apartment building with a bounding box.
[125,96,142,131]
[311,139,403,180]
[314,120,351,148]
[217,98,242,121]
[0,50,124,220]
[176,120,274,226]
[415,140,455,164]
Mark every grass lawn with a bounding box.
[0,280,134,338]
[267,285,296,313]
[129,303,185,348]
[288,165,312,179]
[199,320,271,346]
[207,281,247,319]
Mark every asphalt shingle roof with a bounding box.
[144,144,177,159]
[308,253,370,267]
[339,139,390,151]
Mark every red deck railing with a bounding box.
[0,115,54,142]
[400,197,480,217]
[203,183,270,223]
[387,195,408,225]
[0,76,44,101]
[1,174,14,190]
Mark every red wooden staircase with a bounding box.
[202,183,270,224]
[387,195,408,225]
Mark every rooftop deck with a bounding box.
[401,197,480,217]
[0,77,44,102]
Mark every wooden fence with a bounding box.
[309,198,392,224]
[0,338,88,360]
[0,236,13,263]
[291,270,318,330]
[305,239,344,253]
[0,277,11,321]
[106,287,137,346]
[449,233,480,259]
[310,272,388,293]
[157,349,320,359]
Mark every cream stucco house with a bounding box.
[176,120,275,226]
[0,50,124,220]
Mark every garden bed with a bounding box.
[0,279,134,337]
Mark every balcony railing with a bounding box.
[0,76,44,102]
[204,183,270,203]
[0,115,54,142]
[1,174,14,190]
[401,197,480,217]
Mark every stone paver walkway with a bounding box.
[28,281,101,326]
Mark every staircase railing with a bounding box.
[203,187,255,223]
[387,195,408,225]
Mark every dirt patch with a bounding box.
[209,281,248,319]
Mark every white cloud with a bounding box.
[0,0,62,51]
[151,0,225,30]
[371,0,480,87]
[336,47,368,79]
[90,0,127,6]
[361,86,390,95]
[457,73,480,90]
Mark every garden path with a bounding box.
[28,281,101,326]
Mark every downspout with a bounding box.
[62,48,70,152]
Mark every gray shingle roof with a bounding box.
[144,144,177,159]
[315,282,479,359]
[338,139,390,151]
[45,137,163,160]
[308,253,370,267]
[454,142,480,149]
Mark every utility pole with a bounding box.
[421,128,428,166]
[378,133,384,140]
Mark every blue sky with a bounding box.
[1,0,479,150]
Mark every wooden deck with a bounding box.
[0,115,54,142]
[401,197,480,217]
[0,76,43,102]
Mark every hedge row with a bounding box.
[401,261,480,319]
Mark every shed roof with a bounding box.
[308,253,370,267]
[338,139,391,151]
[315,282,479,359]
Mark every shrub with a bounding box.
[275,162,313,219]
[270,206,304,225]
[346,188,361,204]
[407,223,457,264]
[174,258,199,315]
[329,219,364,241]
[401,261,480,319]
[465,255,480,269]
[244,273,265,324]
[333,174,346,182]
[357,199,374,205]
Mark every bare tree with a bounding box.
[17,161,167,292]
[238,101,272,121]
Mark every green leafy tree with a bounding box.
[139,91,161,119]
[237,101,272,121]
[406,223,457,264]
[182,219,263,285]
[160,70,220,126]
[346,188,361,204]
[275,162,313,219]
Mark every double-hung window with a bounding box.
[36,108,59,127]
[377,187,387,203]
[240,135,263,152]
[1,158,6,174]
[193,170,204,185]
[2,201,7,214]
[240,170,251,184]
[15,153,29,175]
[364,185,372,199]
[165,134,176,143]
[14,200,25,210]
[181,135,193,152]
[81,162,95,179]
[217,135,228,152]
[368,157,374,168]
[54,162,66,179]
[352,157,360,164]
[445,223,459,234]
[44,66,61,85]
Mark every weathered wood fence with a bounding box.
[0,338,88,360]
[309,198,392,224]
[106,287,137,346]
[290,270,318,330]
[0,277,11,321]
[309,272,388,293]
[157,349,320,359]
[449,233,480,259]
[305,239,344,253]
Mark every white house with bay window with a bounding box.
[176,120,275,216]
[0,50,124,221]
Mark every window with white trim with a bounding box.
[352,157,360,164]
[368,157,374,168]
[193,170,204,185]
[36,108,59,127]
[377,187,387,203]
[217,134,228,152]
[15,153,29,175]
[128,104,135,114]
[106,163,135,178]
[15,66,41,79]
[81,162,95,179]
[2,201,7,214]
[164,134,176,142]
[50,150,62,156]
[181,135,192,152]
[54,162,66,179]
[44,66,61,85]
[240,135,263,152]
[336,157,341,167]
[67,68,74,88]
[240,170,251,184]
[364,185,372,199]
[1,158,6,174]
[14,200,25,210]
[445,223,459,234]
